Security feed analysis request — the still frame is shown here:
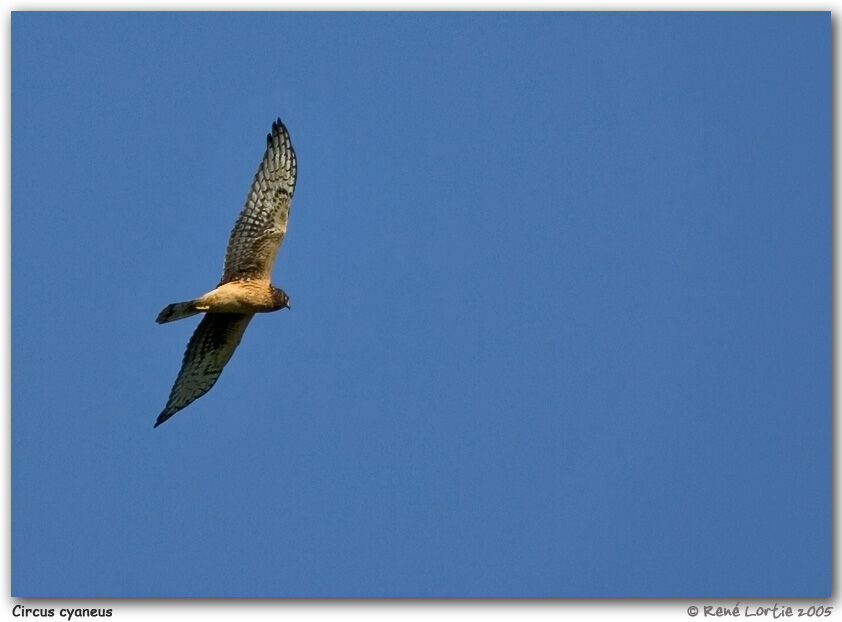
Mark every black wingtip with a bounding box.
[153,413,169,428]
[271,117,287,135]
[267,118,287,146]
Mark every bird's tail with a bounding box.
[156,300,200,324]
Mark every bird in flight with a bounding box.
[154,118,297,428]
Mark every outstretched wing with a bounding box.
[221,118,297,284]
[155,313,254,427]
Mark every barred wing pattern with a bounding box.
[155,313,254,428]
[221,119,297,283]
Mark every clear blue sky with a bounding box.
[12,12,829,596]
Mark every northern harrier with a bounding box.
[154,118,297,428]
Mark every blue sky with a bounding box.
[11,12,829,596]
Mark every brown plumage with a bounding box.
[155,118,297,428]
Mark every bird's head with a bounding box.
[271,286,291,311]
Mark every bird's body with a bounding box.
[156,280,289,323]
[155,118,297,428]
[196,280,290,314]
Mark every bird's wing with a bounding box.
[155,313,254,427]
[220,118,297,284]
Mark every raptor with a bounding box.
[154,118,297,427]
